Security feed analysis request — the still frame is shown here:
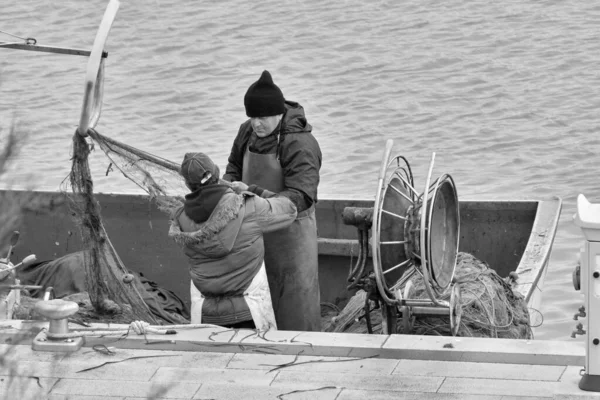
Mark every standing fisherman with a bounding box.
[224,70,322,331]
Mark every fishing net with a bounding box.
[62,128,188,324]
[0,125,25,249]
[60,123,532,337]
[410,252,532,338]
[323,252,533,339]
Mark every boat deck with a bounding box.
[0,320,597,399]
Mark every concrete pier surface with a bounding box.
[0,320,597,400]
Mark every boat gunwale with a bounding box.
[0,189,563,312]
[512,196,562,303]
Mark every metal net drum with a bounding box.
[372,140,460,304]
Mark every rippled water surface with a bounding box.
[2,0,599,340]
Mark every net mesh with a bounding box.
[409,252,532,338]
[62,128,186,323]
[323,252,533,339]
[0,125,24,249]
[86,128,186,212]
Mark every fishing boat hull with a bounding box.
[4,190,561,327]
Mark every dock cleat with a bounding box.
[32,298,83,352]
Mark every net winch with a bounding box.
[343,139,461,335]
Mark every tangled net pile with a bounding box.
[62,128,187,323]
[324,252,532,339]
[410,252,532,338]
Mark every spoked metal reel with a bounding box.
[371,139,461,335]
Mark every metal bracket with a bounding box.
[32,329,83,352]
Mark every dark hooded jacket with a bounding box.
[223,101,322,213]
[169,187,297,326]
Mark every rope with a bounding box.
[46,321,223,340]
[90,129,179,172]
[0,29,36,45]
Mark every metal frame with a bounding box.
[371,139,461,335]
[426,174,460,296]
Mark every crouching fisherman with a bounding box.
[169,152,297,331]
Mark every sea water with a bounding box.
[1,0,598,340]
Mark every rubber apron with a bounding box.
[242,145,321,332]
[189,262,277,331]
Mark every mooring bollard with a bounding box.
[573,193,600,392]
[32,298,83,352]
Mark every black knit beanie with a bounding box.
[244,70,285,118]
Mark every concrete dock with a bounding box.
[0,320,598,400]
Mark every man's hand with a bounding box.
[231,181,249,194]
